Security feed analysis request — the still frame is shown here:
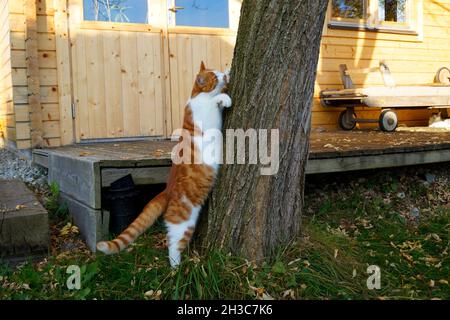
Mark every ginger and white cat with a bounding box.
[97,62,231,267]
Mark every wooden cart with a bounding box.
[320,62,450,132]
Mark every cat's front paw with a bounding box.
[216,93,232,109]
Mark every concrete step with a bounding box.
[0,180,50,263]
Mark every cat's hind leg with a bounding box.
[165,204,200,268]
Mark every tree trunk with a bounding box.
[198,0,329,262]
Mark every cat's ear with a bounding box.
[196,74,206,87]
[200,61,206,72]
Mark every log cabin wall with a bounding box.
[0,0,14,148]
[7,0,60,149]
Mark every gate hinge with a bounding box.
[71,102,76,119]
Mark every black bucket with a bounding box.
[106,174,140,235]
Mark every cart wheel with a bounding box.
[379,109,398,132]
[338,110,357,130]
[435,67,450,84]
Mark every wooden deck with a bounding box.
[34,128,450,175]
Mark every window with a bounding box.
[331,0,366,21]
[174,0,230,28]
[330,0,417,33]
[83,0,148,24]
[378,0,407,23]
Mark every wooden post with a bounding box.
[25,0,43,148]
[54,0,75,145]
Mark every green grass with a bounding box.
[0,165,449,300]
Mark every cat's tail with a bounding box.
[96,191,168,254]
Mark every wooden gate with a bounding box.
[68,0,167,141]
[66,0,240,141]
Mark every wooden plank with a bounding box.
[9,13,56,33]
[80,21,161,33]
[74,31,89,140]
[38,68,57,85]
[9,0,25,14]
[101,167,170,187]
[206,36,221,70]
[53,0,73,145]
[306,149,450,174]
[191,35,207,76]
[16,121,30,140]
[13,85,59,104]
[168,26,236,36]
[11,50,26,68]
[67,0,83,142]
[14,104,30,121]
[43,120,60,138]
[38,51,57,68]
[120,31,139,137]
[11,32,26,50]
[102,30,123,138]
[152,32,165,136]
[37,0,55,15]
[177,34,193,129]
[168,34,180,133]
[42,103,60,121]
[7,105,54,125]
[37,15,55,33]
[37,32,56,50]
[85,29,106,138]
[158,5,173,138]
[25,0,43,148]
[137,32,157,136]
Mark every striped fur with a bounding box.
[96,62,232,267]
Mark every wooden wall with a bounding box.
[314,0,450,129]
[168,30,236,131]
[2,0,449,150]
[0,0,14,147]
[8,0,60,149]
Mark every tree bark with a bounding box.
[198,0,329,262]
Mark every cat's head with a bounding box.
[192,61,228,97]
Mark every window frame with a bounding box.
[327,0,422,36]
